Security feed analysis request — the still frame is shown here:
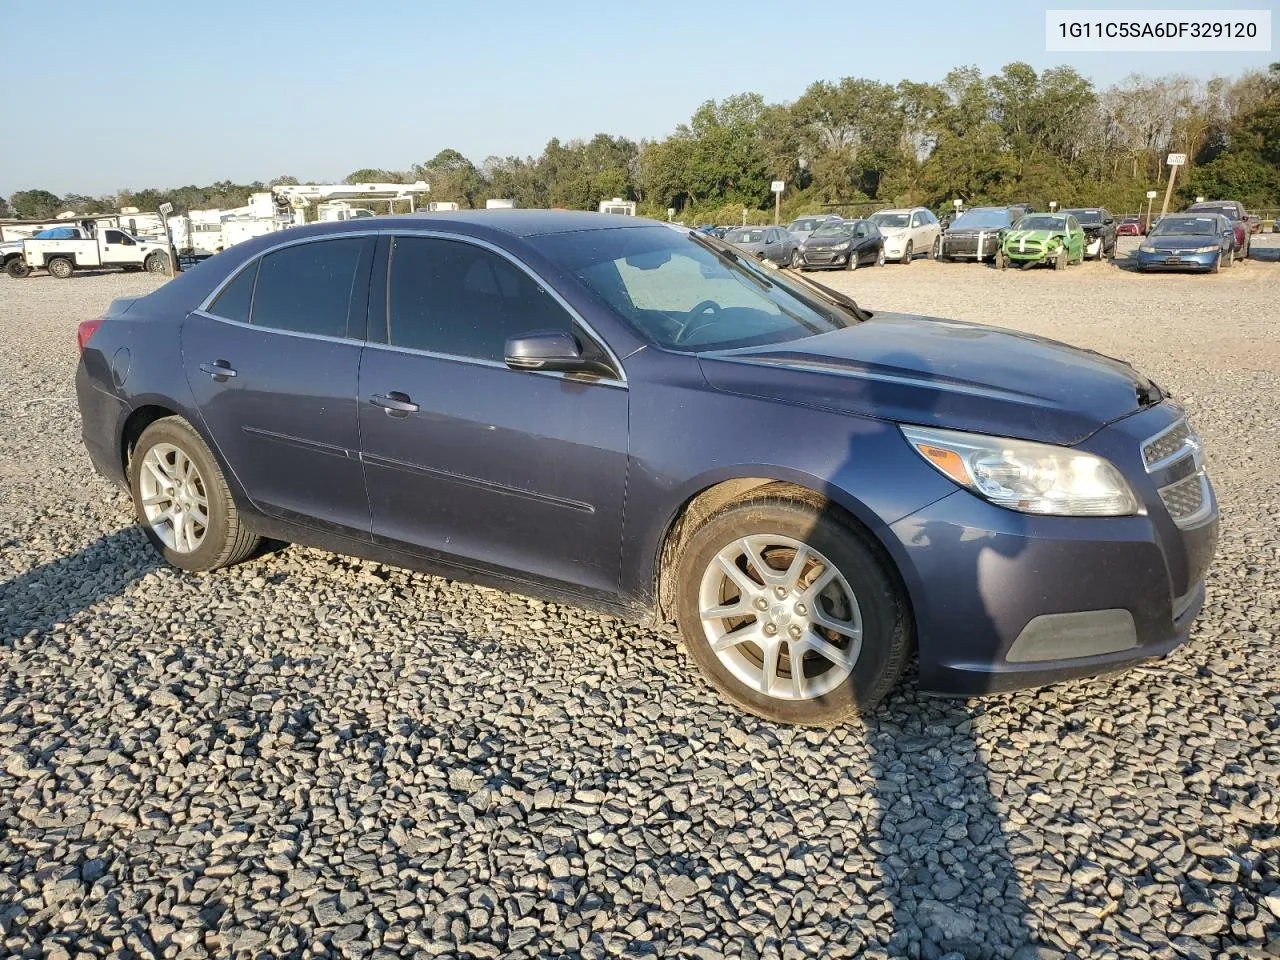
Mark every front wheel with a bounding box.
[1054,249,1067,271]
[899,241,912,265]
[790,249,802,269]
[995,250,1007,271]
[129,417,261,572]
[1210,254,1221,274]
[1226,247,1234,268]
[875,248,886,267]
[145,252,170,275]
[674,488,911,725]
[846,251,858,271]
[5,258,31,279]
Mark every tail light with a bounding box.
[77,317,104,353]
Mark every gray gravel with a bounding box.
[2,246,1278,959]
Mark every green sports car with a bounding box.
[998,214,1085,270]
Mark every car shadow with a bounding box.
[0,527,161,645]
[795,345,1048,957]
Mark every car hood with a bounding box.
[697,313,1160,445]
[1004,229,1066,243]
[805,236,852,248]
[1145,235,1217,250]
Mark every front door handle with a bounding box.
[371,391,419,415]
[199,360,237,381]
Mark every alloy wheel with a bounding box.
[138,442,210,553]
[698,535,862,701]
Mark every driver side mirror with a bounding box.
[504,331,615,378]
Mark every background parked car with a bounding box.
[1000,213,1085,270]
[1116,217,1144,237]
[797,219,884,270]
[723,226,798,267]
[1185,201,1249,257]
[786,214,842,245]
[937,206,1028,262]
[1064,208,1117,260]
[1136,213,1236,273]
[868,207,941,264]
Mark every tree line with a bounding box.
[4,62,1277,225]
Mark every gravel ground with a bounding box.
[1,239,1278,960]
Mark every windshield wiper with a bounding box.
[687,232,774,292]
[777,266,873,323]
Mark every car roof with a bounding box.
[269,209,667,240]
[872,207,923,214]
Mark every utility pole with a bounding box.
[1159,153,1186,219]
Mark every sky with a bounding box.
[1,0,1275,197]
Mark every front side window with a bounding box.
[387,237,573,362]
[104,230,126,244]
[539,226,851,353]
[250,238,365,338]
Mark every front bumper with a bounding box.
[940,232,1000,260]
[1136,249,1218,271]
[885,403,1219,696]
[798,249,849,269]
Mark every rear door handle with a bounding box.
[199,360,237,380]
[371,391,419,415]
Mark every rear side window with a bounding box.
[207,262,258,323]
[386,236,573,362]
[251,238,365,338]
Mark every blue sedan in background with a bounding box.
[1136,214,1237,272]
[75,212,1218,724]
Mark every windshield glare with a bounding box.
[870,213,909,229]
[1015,216,1068,231]
[789,219,821,232]
[1152,217,1219,237]
[726,229,765,243]
[811,223,853,239]
[539,227,852,352]
[951,208,1011,229]
[1066,209,1102,224]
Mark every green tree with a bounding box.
[0,196,10,218]
[344,169,403,184]
[10,189,63,219]
[414,149,484,207]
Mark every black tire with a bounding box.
[145,252,170,275]
[875,247,886,267]
[673,487,912,725]
[47,257,74,279]
[995,249,1006,271]
[1054,249,1067,271]
[899,241,912,265]
[129,417,261,573]
[1226,247,1234,268]
[1210,254,1221,274]
[926,236,938,260]
[846,250,858,271]
[790,249,801,269]
[4,258,30,279]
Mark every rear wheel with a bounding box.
[5,258,30,279]
[674,488,911,725]
[47,257,74,279]
[129,417,260,572]
[899,241,912,265]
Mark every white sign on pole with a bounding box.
[770,180,785,194]
[1166,153,1186,166]
[952,199,963,208]
[1145,190,1158,199]
[158,202,174,216]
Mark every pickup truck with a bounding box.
[9,226,171,279]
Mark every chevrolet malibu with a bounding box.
[75,212,1218,725]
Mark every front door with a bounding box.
[358,234,629,598]
[182,235,375,537]
[100,228,138,266]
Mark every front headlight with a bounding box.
[900,425,1140,517]
[833,241,850,251]
[1193,245,1220,254]
[1139,244,1157,253]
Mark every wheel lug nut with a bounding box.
[754,597,768,611]
[763,623,777,635]
[789,625,802,639]
[795,603,807,616]
[774,587,787,599]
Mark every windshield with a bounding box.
[1015,215,1068,231]
[788,218,823,232]
[1066,209,1103,224]
[811,223,853,240]
[538,226,853,352]
[725,229,766,244]
[869,212,909,229]
[950,208,1011,229]
[1188,204,1238,220]
[1151,216,1220,237]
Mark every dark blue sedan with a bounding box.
[1136,214,1237,272]
[75,212,1218,724]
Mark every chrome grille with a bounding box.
[1159,472,1206,522]
[1143,420,1193,469]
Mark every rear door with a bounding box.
[182,235,375,537]
[358,233,629,598]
